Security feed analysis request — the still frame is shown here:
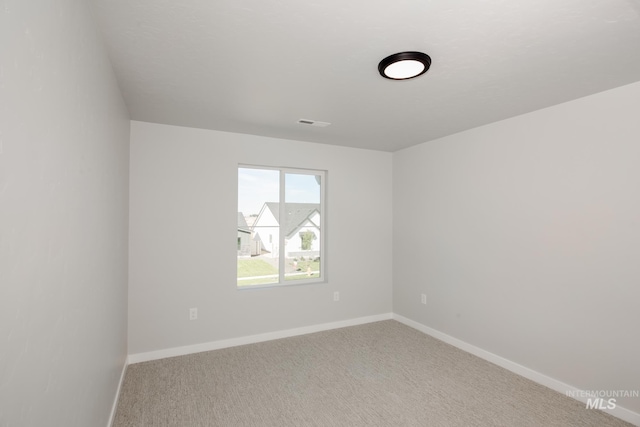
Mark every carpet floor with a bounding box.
[113,320,633,426]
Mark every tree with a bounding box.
[301,231,316,250]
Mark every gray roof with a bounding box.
[263,203,320,238]
[237,212,251,233]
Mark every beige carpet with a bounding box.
[113,320,633,426]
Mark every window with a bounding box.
[237,166,325,288]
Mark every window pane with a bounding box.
[237,168,279,287]
[284,173,321,281]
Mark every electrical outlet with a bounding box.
[333,291,340,302]
[189,307,198,320]
[421,294,427,305]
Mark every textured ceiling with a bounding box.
[90,0,640,152]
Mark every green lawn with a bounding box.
[237,258,277,277]
[237,258,278,287]
[284,272,320,281]
[285,259,320,280]
[290,259,320,271]
[237,258,320,286]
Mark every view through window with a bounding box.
[237,166,324,288]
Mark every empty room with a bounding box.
[2,0,639,426]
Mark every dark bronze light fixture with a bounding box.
[378,51,431,80]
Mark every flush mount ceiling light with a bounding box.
[378,51,431,80]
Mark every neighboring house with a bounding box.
[252,202,321,259]
[237,212,252,257]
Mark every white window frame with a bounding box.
[237,164,326,289]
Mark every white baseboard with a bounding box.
[128,313,393,365]
[107,357,128,427]
[392,314,640,427]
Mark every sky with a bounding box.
[238,167,321,216]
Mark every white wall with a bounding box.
[393,81,640,413]
[129,121,393,354]
[0,1,130,426]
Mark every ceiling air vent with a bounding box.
[297,119,331,127]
